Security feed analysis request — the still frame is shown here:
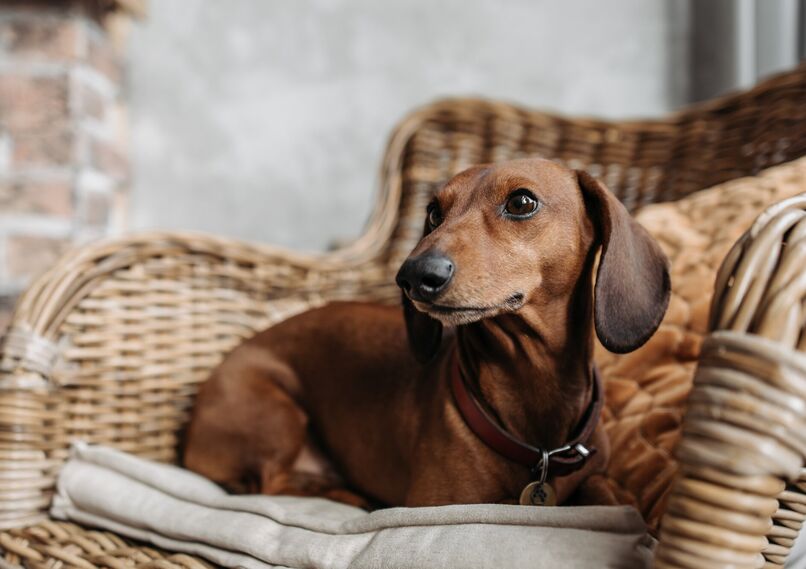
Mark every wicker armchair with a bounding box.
[0,64,805,569]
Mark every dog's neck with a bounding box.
[454,258,596,451]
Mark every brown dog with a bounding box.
[183,158,670,507]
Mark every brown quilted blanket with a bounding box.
[598,157,806,532]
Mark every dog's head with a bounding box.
[395,158,670,362]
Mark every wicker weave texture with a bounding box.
[0,65,804,567]
[0,520,212,569]
[374,64,806,269]
[654,194,806,568]
[594,157,806,536]
[0,234,396,528]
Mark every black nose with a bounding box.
[396,253,455,301]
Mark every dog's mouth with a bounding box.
[411,292,525,323]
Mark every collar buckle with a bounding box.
[449,349,603,479]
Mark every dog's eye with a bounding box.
[427,204,443,229]
[505,190,540,218]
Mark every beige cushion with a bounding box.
[52,443,654,569]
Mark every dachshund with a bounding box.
[183,158,670,508]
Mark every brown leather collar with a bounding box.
[449,350,603,479]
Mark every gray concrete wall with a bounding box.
[127,0,689,251]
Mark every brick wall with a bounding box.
[0,0,132,332]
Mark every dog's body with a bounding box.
[184,158,670,507]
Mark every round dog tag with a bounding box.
[519,481,556,506]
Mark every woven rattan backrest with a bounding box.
[344,64,806,270]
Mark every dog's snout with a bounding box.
[396,253,455,301]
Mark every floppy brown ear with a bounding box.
[401,217,443,363]
[577,170,670,353]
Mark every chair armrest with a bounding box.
[0,231,396,528]
[654,194,806,568]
